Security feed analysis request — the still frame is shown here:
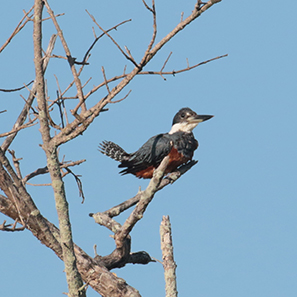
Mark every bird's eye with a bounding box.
[180,113,185,118]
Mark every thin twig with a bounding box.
[79,18,132,65]
[54,74,62,95]
[142,0,154,13]
[0,219,25,232]
[22,159,86,183]
[147,0,222,63]
[0,80,34,92]
[0,117,38,138]
[26,182,52,186]
[56,93,65,128]
[141,0,157,57]
[8,150,23,180]
[101,66,111,94]
[48,55,91,111]
[180,12,184,22]
[82,77,92,89]
[83,54,227,98]
[0,6,34,53]
[53,76,66,128]
[140,54,228,76]
[86,10,139,68]
[109,90,131,104]
[186,58,190,68]
[19,95,38,114]
[1,34,57,152]
[62,97,69,126]
[63,167,85,203]
[160,52,172,80]
[41,13,65,22]
[123,65,127,75]
[43,0,87,113]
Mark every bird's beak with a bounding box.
[188,115,214,123]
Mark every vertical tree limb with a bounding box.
[160,215,178,297]
[33,1,85,296]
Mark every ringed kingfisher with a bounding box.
[99,107,213,179]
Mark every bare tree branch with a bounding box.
[81,53,227,101]
[0,6,34,53]
[142,0,157,56]
[110,89,132,104]
[43,0,87,113]
[0,219,25,232]
[95,160,198,219]
[63,167,86,204]
[0,117,38,138]
[0,80,34,92]
[90,157,170,271]
[8,149,23,180]
[160,52,173,80]
[115,156,170,248]
[91,212,155,270]
[22,159,86,184]
[79,17,132,65]
[160,215,177,297]
[33,2,85,296]
[140,0,221,65]
[1,34,57,152]
[89,159,198,271]
[90,157,197,272]
[101,66,111,94]
[0,149,62,254]
[0,193,141,296]
[86,10,139,68]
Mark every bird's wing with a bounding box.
[119,133,173,174]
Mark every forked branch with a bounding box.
[43,0,86,113]
[95,160,198,219]
[0,6,34,53]
[22,159,86,183]
[142,0,157,55]
[79,18,132,65]
[91,156,170,270]
[115,156,170,247]
[86,10,139,68]
[0,219,25,232]
[33,1,85,296]
[1,34,57,152]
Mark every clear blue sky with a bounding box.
[1,1,296,296]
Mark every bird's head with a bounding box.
[169,107,213,134]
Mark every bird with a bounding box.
[99,107,213,179]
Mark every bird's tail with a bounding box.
[99,141,129,162]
